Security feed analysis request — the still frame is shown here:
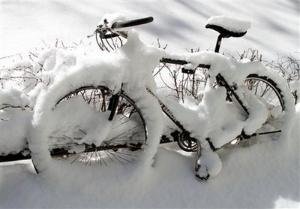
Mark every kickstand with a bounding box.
[194,140,202,172]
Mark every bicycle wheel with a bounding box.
[244,73,286,129]
[31,85,147,173]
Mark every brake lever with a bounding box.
[115,31,128,39]
[87,24,128,40]
[87,23,105,38]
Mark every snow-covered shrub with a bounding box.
[153,41,209,103]
[0,40,82,155]
[237,49,299,103]
[269,56,300,103]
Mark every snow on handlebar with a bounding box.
[90,16,154,39]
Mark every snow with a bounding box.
[207,16,251,33]
[0,109,300,208]
[0,0,299,208]
[0,109,31,155]
[242,92,269,134]
[0,88,30,108]
[1,0,299,59]
[0,88,31,155]
[28,31,164,174]
[199,86,245,148]
[0,103,299,207]
[161,51,295,149]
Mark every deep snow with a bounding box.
[0,104,299,208]
[0,0,300,208]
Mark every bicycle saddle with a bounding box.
[205,16,251,38]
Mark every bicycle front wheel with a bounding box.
[30,85,148,173]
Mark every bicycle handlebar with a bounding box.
[111,17,154,29]
[95,16,210,71]
[95,16,154,40]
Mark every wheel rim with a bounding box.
[245,76,285,113]
[47,86,147,166]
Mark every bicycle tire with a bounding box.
[31,85,148,173]
[245,74,285,110]
[243,73,287,133]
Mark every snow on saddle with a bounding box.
[206,16,251,38]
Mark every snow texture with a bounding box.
[0,0,299,208]
[207,16,251,33]
[163,51,295,148]
[0,25,295,180]
[0,88,32,155]
[0,106,299,208]
[29,30,164,175]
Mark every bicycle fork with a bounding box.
[108,93,120,121]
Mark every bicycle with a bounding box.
[1,15,295,180]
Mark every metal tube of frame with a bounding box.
[216,74,249,115]
[146,88,186,132]
[215,35,223,53]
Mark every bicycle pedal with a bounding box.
[195,173,210,181]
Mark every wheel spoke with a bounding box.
[45,86,147,168]
[244,75,285,136]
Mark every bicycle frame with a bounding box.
[90,16,283,152]
[159,57,250,120]
[127,55,251,151]
[0,17,286,166]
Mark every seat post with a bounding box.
[214,34,223,53]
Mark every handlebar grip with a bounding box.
[102,33,120,39]
[160,58,188,65]
[111,17,154,29]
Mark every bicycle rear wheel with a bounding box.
[31,86,147,173]
[243,73,286,133]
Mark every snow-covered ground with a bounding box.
[0,104,299,208]
[1,0,299,59]
[0,0,299,208]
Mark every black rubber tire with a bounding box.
[47,86,148,166]
[242,73,287,138]
[245,74,285,112]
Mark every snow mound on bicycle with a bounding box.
[162,51,294,150]
[207,16,251,34]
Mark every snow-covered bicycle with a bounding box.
[0,15,295,180]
